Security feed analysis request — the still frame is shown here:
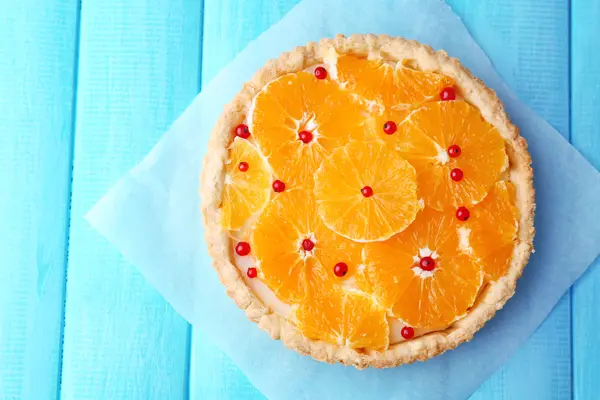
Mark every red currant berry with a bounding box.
[235,124,250,139]
[419,256,435,271]
[361,186,374,197]
[302,239,315,251]
[272,180,285,193]
[440,87,456,101]
[235,242,251,256]
[450,168,463,182]
[298,130,313,143]
[314,66,328,80]
[447,144,461,158]
[383,121,397,135]
[238,162,249,172]
[334,262,348,277]
[456,206,470,221]
[247,267,257,278]
[401,326,415,339]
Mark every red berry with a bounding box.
[235,124,250,139]
[383,121,397,135]
[447,144,461,158]
[247,267,257,278]
[450,168,463,182]
[235,241,251,256]
[298,130,313,144]
[440,87,456,101]
[419,256,435,271]
[334,262,348,277]
[238,162,249,172]
[361,186,374,197]
[401,326,415,339]
[314,66,328,80]
[456,206,470,221]
[272,180,286,193]
[302,238,315,251]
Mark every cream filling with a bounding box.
[233,59,511,347]
[234,248,292,317]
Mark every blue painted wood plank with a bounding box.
[0,1,79,399]
[571,0,600,398]
[190,1,299,398]
[447,1,572,399]
[60,1,202,398]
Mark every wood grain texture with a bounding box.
[189,1,299,398]
[447,1,572,399]
[59,1,202,398]
[571,0,600,398]
[0,1,79,399]
[1,0,593,399]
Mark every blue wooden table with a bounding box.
[1,0,598,398]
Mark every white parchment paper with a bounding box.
[87,0,600,398]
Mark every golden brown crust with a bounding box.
[200,34,535,369]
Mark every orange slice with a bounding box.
[296,289,389,350]
[314,141,418,242]
[249,71,371,189]
[220,138,271,230]
[361,207,483,329]
[394,100,508,210]
[335,55,454,108]
[467,181,519,280]
[251,189,362,303]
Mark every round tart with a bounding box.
[201,34,534,369]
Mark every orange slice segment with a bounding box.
[314,141,418,242]
[467,181,519,280]
[249,71,372,189]
[296,289,389,350]
[361,207,483,329]
[394,101,508,210]
[335,55,454,108]
[251,189,362,303]
[220,138,271,230]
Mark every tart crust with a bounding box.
[200,34,535,369]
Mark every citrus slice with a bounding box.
[296,289,389,350]
[467,181,519,280]
[361,207,483,329]
[314,141,418,242]
[249,71,372,189]
[335,55,454,109]
[394,100,508,210]
[251,189,362,303]
[220,138,271,230]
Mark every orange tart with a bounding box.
[201,34,534,368]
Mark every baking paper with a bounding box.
[87,0,600,398]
